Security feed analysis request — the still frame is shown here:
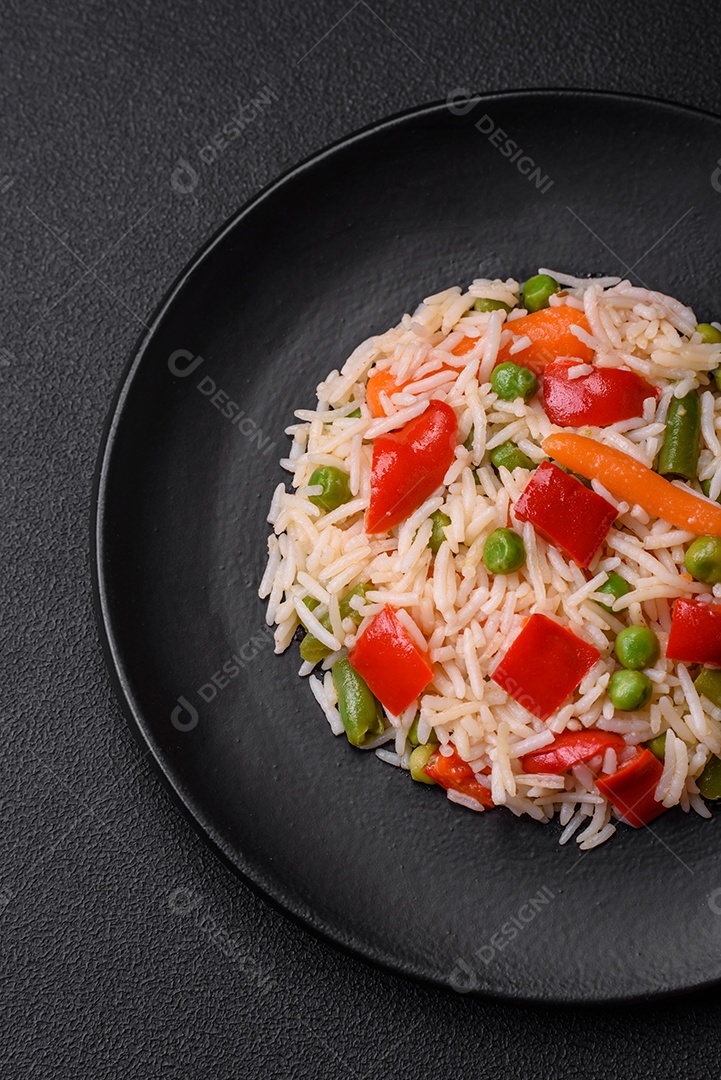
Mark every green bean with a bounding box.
[694,668,721,710]
[408,714,438,748]
[428,510,451,554]
[331,658,385,747]
[595,571,632,612]
[299,584,368,663]
[684,535,721,584]
[474,297,510,313]
[409,744,437,784]
[608,670,653,711]
[657,391,701,481]
[522,274,560,313]
[696,322,721,344]
[490,362,539,402]
[308,466,352,511]
[483,528,526,574]
[347,407,362,418]
[700,479,720,502]
[697,755,721,800]
[463,426,475,453]
[614,626,660,670]
[553,461,592,488]
[646,733,667,762]
[489,441,535,472]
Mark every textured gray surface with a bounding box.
[4,1,721,1076]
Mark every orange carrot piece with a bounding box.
[497,307,594,372]
[366,369,401,418]
[451,335,478,356]
[542,433,721,537]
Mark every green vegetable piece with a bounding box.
[696,323,721,344]
[608,670,653,712]
[428,510,451,554]
[489,441,535,472]
[331,658,385,748]
[646,733,667,762]
[463,425,475,453]
[299,583,368,664]
[552,461,592,488]
[522,273,560,313]
[483,528,526,575]
[409,744,437,784]
[298,595,321,631]
[490,362,539,402]
[473,297,510,313]
[715,369,721,393]
[684,535,721,585]
[408,714,438,747]
[596,570,632,612]
[347,407,362,418]
[694,668,721,710]
[697,755,721,800]
[657,391,701,481]
[308,465,352,511]
[614,625,660,670]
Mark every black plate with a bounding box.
[93,92,721,1003]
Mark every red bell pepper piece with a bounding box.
[514,460,618,568]
[365,400,458,534]
[542,358,659,427]
[596,748,666,827]
[423,746,494,808]
[666,598,721,668]
[521,730,626,774]
[349,605,433,716]
[491,613,600,721]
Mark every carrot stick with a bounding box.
[542,433,721,537]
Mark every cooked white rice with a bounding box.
[259,271,721,847]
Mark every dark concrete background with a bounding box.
[4,1,721,1076]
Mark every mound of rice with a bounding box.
[259,269,721,849]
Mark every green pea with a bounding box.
[408,715,438,748]
[522,274,560,313]
[347,407,362,419]
[409,744,437,784]
[684,535,721,585]
[657,391,700,481]
[428,510,451,554]
[595,571,632,612]
[694,668,721,710]
[697,755,721,800]
[474,297,510,313]
[608,670,653,711]
[614,625,660,670]
[331,658,385,748]
[490,362,539,402]
[463,425,475,453]
[489,441,535,472]
[646,733,667,762]
[696,323,721,344]
[483,528,526,575]
[308,466,352,511]
[299,583,368,663]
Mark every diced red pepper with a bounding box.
[491,613,600,721]
[666,598,721,668]
[365,400,458,534]
[596,748,666,827]
[423,747,494,808]
[542,358,659,427]
[514,460,618,568]
[521,730,626,774]
[348,605,433,716]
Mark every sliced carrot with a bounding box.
[451,335,478,357]
[366,369,402,418]
[542,433,721,537]
[497,306,594,373]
